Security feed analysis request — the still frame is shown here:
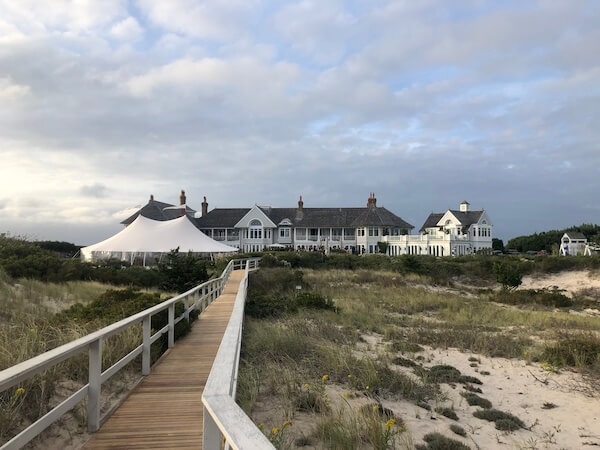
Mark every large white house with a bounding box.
[122,193,493,256]
[382,201,493,256]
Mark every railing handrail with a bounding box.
[202,258,274,450]
[0,257,257,450]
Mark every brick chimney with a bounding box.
[201,196,208,217]
[149,194,154,202]
[296,195,304,221]
[367,192,377,208]
[179,190,186,216]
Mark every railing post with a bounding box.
[142,315,151,376]
[203,407,221,450]
[168,304,175,348]
[87,339,102,432]
[184,295,190,322]
[194,290,199,311]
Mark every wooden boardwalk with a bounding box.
[84,271,244,450]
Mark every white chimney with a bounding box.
[460,201,470,212]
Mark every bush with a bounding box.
[541,333,600,371]
[295,292,335,311]
[461,392,492,409]
[473,409,525,430]
[493,289,573,308]
[493,262,522,288]
[417,432,470,450]
[450,424,467,437]
[157,248,209,293]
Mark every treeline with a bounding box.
[507,223,600,253]
[0,236,211,293]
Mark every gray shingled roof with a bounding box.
[419,210,485,232]
[419,213,445,232]
[194,208,250,228]
[565,232,587,240]
[194,206,413,229]
[448,210,484,227]
[121,200,196,225]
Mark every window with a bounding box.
[249,219,263,239]
[344,228,356,239]
[357,228,365,237]
[279,228,290,238]
[368,227,379,237]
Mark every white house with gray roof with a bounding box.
[559,232,588,256]
[382,201,493,256]
[122,194,493,256]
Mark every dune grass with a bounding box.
[0,271,182,445]
[237,267,600,448]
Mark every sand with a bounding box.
[249,341,600,449]
[520,270,600,298]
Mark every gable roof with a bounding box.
[446,210,485,227]
[564,232,587,240]
[121,200,196,225]
[419,213,445,232]
[194,206,413,229]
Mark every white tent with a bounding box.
[81,215,238,264]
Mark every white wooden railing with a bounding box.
[202,258,275,450]
[0,258,252,450]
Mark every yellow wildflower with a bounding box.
[365,385,370,391]
[342,393,350,398]
[304,383,310,390]
[271,427,280,435]
[258,423,265,430]
[283,420,292,428]
[373,405,379,411]
[347,374,353,379]
[385,418,396,430]
[322,374,329,382]
[15,388,25,395]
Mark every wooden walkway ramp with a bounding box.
[84,270,245,450]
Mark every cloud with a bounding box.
[0,0,598,243]
[80,183,109,198]
[136,0,259,40]
[109,17,143,41]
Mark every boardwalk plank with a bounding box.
[84,271,244,450]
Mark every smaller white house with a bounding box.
[559,232,587,256]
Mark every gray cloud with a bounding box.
[0,0,598,243]
[80,183,109,198]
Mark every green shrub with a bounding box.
[493,289,573,308]
[493,262,522,288]
[295,292,335,310]
[461,392,492,409]
[541,332,600,371]
[417,432,470,450]
[473,409,524,430]
[450,424,467,437]
[157,248,209,293]
[435,407,459,420]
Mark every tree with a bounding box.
[158,248,209,293]
[377,242,389,254]
[493,262,522,289]
[492,238,504,252]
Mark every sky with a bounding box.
[0,0,599,245]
